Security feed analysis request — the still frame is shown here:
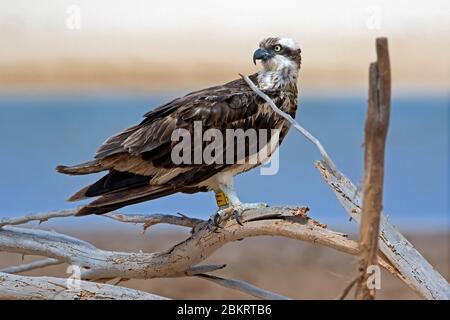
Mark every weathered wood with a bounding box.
[242,74,342,179]
[0,258,61,274]
[355,38,391,299]
[0,207,403,285]
[243,71,449,299]
[0,207,359,280]
[243,43,449,300]
[0,207,366,300]
[316,161,450,300]
[196,274,291,300]
[0,272,168,300]
[0,208,202,230]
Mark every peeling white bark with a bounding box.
[0,258,61,274]
[0,208,201,230]
[242,75,342,179]
[196,274,291,300]
[0,272,168,300]
[242,74,449,300]
[316,161,450,300]
[1,206,372,299]
[0,207,360,281]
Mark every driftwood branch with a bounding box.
[317,161,450,299]
[242,67,449,300]
[0,207,404,292]
[0,206,366,299]
[337,276,358,300]
[0,207,360,281]
[355,37,391,299]
[0,208,202,231]
[0,272,168,300]
[195,274,291,300]
[0,258,62,274]
[242,74,342,179]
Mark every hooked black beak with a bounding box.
[253,48,273,65]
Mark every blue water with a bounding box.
[0,91,448,231]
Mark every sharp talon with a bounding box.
[233,209,244,226]
[213,212,222,226]
[208,218,221,232]
[207,219,215,232]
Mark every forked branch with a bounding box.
[0,206,402,299]
[0,272,168,300]
[242,70,449,300]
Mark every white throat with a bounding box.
[257,55,299,90]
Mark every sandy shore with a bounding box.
[1,35,448,93]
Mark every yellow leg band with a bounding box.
[215,191,229,207]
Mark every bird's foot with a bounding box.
[207,202,268,231]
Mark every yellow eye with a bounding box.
[273,45,282,52]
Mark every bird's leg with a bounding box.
[208,179,267,230]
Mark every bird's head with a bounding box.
[253,37,301,73]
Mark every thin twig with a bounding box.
[0,272,168,300]
[0,258,62,274]
[0,208,202,230]
[104,212,203,231]
[196,274,291,300]
[337,276,358,300]
[0,208,78,227]
[183,264,227,276]
[241,74,341,179]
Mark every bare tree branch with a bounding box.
[241,66,449,300]
[336,276,358,300]
[103,212,203,231]
[355,37,391,300]
[182,264,227,276]
[316,161,450,300]
[195,274,291,300]
[0,208,78,227]
[0,258,62,274]
[242,74,342,179]
[0,207,402,282]
[0,272,168,300]
[0,206,407,300]
[0,207,358,279]
[0,207,202,231]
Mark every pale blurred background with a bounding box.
[0,0,448,299]
[1,0,449,91]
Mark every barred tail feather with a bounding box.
[75,184,182,216]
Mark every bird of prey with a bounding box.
[57,37,301,224]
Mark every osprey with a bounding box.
[57,37,301,223]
